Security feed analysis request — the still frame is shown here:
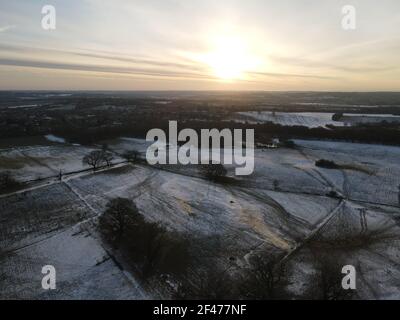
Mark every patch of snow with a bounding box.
[237,111,345,128]
[45,134,66,144]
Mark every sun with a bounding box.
[202,36,260,81]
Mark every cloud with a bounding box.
[75,52,205,72]
[0,44,334,82]
[250,71,337,80]
[0,25,15,33]
[0,43,343,84]
[268,53,397,74]
[0,43,207,73]
[0,57,216,81]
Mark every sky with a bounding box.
[0,0,399,91]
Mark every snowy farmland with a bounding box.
[0,145,93,182]
[236,111,400,128]
[0,138,399,299]
[236,111,344,128]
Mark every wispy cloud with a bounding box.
[0,1,399,90]
[0,44,339,82]
[0,44,212,81]
[0,57,216,81]
[250,71,338,80]
[0,25,15,33]
[0,44,205,72]
[268,53,397,74]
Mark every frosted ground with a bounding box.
[0,137,399,299]
[237,111,344,128]
[236,111,400,128]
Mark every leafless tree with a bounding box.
[0,172,21,192]
[239,254,289,299]
[123,150,141,163]
[99,197,141,241]
[175,268,235,300]
[305,242,356,300]
[99,198,190,278]
[312,255,355,300]
[83,150,104,171]
[102,151,114,167]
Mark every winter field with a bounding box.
[237,111,344,128]
[0,138,399,299]
[237,111,400,128]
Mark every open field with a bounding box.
[236,111,344,128]
[0,137,399,299]
[236,111,400,128]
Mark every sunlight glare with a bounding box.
[203,36,260,81]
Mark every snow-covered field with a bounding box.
[0,144,123,182]
[341,114,400,126]
[237,111,344,128]
[0,172,146,299]
[0,145,91,182]
[236,111,400,128]
[0,138,399,299]
[294,140,400,206]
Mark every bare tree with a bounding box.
[102,151,114,167]
[99,197,141,241]
[0,172,21,192]
[123,150,140,163]
[305,243,356,300]
[99,198,190,278]
[175,268,235,300]
[83,150,104,171]
[313,255,355,300]
[239,254,289,299]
